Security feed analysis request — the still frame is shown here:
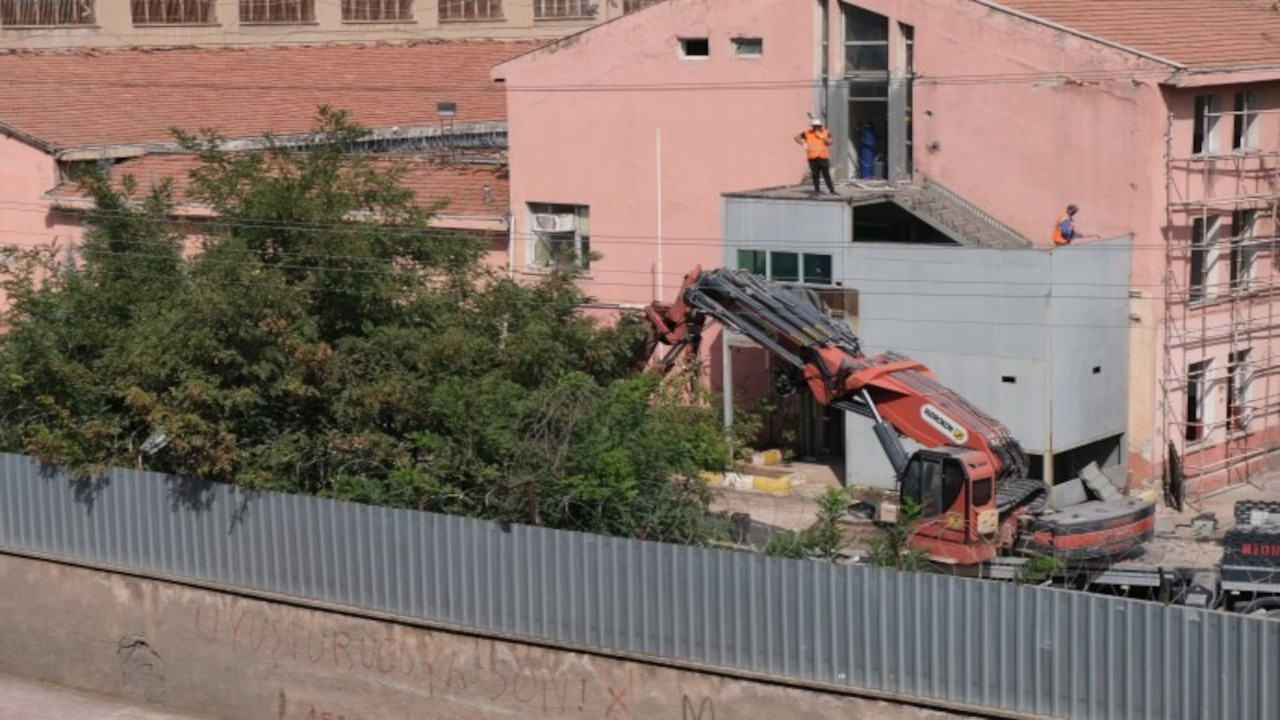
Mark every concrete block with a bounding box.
[1155,515,1176,536]
[876,500,899,524]
[1051,479,1088,509]
[1191,513,1218,540]
[750,449,784,466]
[1102,464,1129,492]
[1080,462,1122,502]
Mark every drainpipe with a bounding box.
[506,212,515,280]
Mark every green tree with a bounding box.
[0,108,730,543]
[762,486,850,560]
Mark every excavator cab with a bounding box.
[899,448,1003,564]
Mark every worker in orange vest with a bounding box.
[795,117,835,195]
[1052,204,1080,245]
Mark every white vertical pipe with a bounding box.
[656,127,664,301]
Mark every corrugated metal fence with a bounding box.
[0,452,1274,719]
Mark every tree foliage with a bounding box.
[0,108,730,543]
[762,486,850,561]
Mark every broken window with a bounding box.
[533,0,596,19]
[529,203,590,270]
[342,0,412,21]
[1232,91,1260,150]
[132,0,215,24]
[679,37,709,57]
[622,0,661,13]
[1188,216,1219,303]
[240,0,313,23]
[1185,359,1211,443]
[843,5,888,74]
[1192,94,1221,155]
[1,0,94,25]
[1230,209,1257,293]
[1227,349,1252,433]
[439,0,503,21]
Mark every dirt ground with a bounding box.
[710,460,1280,569]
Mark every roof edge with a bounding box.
[1165,64,1280,88]
[974,0,1185,70]
[0,119,55,155]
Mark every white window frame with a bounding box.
[528,203,590,271]
[1186,359,1213,444]
[1232,91,1260,151]
[532,0,596,20]
[1188,215,1222,304]
[1193,94,1222,155]
[1230,209,1257,295]
[1227,349,1253,434]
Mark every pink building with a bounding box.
[0,41,537,289]
[497,0,1280,496]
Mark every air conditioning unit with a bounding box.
[534,213,576,233]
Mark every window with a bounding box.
[843,5,889,74]
[1,0,94,25]
[1233,91,1260,150]
[1230,209,1257,293]
[342,0,411,21]
[132,0,214,24]
[737,250,767,276]
[534,0,596,19]
[679,37,709,57]
[770,251,799,282]
[1189,216,1219,303]
[622,0,660,13]
[732,37,763,57]
[529,204,590,270]
[1186,359,1211,442]
[1193,94,1221,155]
[736,250,833,285]
[1227,349,1253,433]
[803,253,832,284]
[240,0,313,22]
[439,0,503,21]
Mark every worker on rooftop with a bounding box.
[796,116,835,195]
[1052,204,1081,245]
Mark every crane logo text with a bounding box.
[921,404,969,444]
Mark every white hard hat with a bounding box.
[811,117,823,126]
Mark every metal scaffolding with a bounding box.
[1162,104,1280,502]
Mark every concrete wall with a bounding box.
[496,0,818,306]
[0,552,968,720]
[0,0,617,49]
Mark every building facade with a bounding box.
[0,0,664,49]
[497,0,1280,495]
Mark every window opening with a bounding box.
[132,0,214,24]
[529,204,590,270]
[680,37,709,57]
[843,5,888,73]
[533,0,596,19]
[1233,91,1260,150]
[1186,359,1211,442]
[240,0,313,23]
[343,0,412,21]
[2,0,95,25]
[1189,216,1218,303]
[1227,349,1252,433]
[1230,209,1257,294]
[733,37,763,57]
[622,0,659,13]
[737,250,767,276]
[1193,94,1221,155]
[439,0,503,21]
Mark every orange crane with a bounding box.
[645,267,1154,565]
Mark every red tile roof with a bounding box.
[996,0,1280,69]
[0,41,542,150]
[48,153,509,218]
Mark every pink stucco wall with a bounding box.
[497,0,819,306]
[0,135,81,258]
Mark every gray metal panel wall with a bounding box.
[849,244,1053,452]
[0,453,1277,719]
[723,197,850,272]
[1048,237,1132,450]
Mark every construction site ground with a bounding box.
[709,460,1280,571]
